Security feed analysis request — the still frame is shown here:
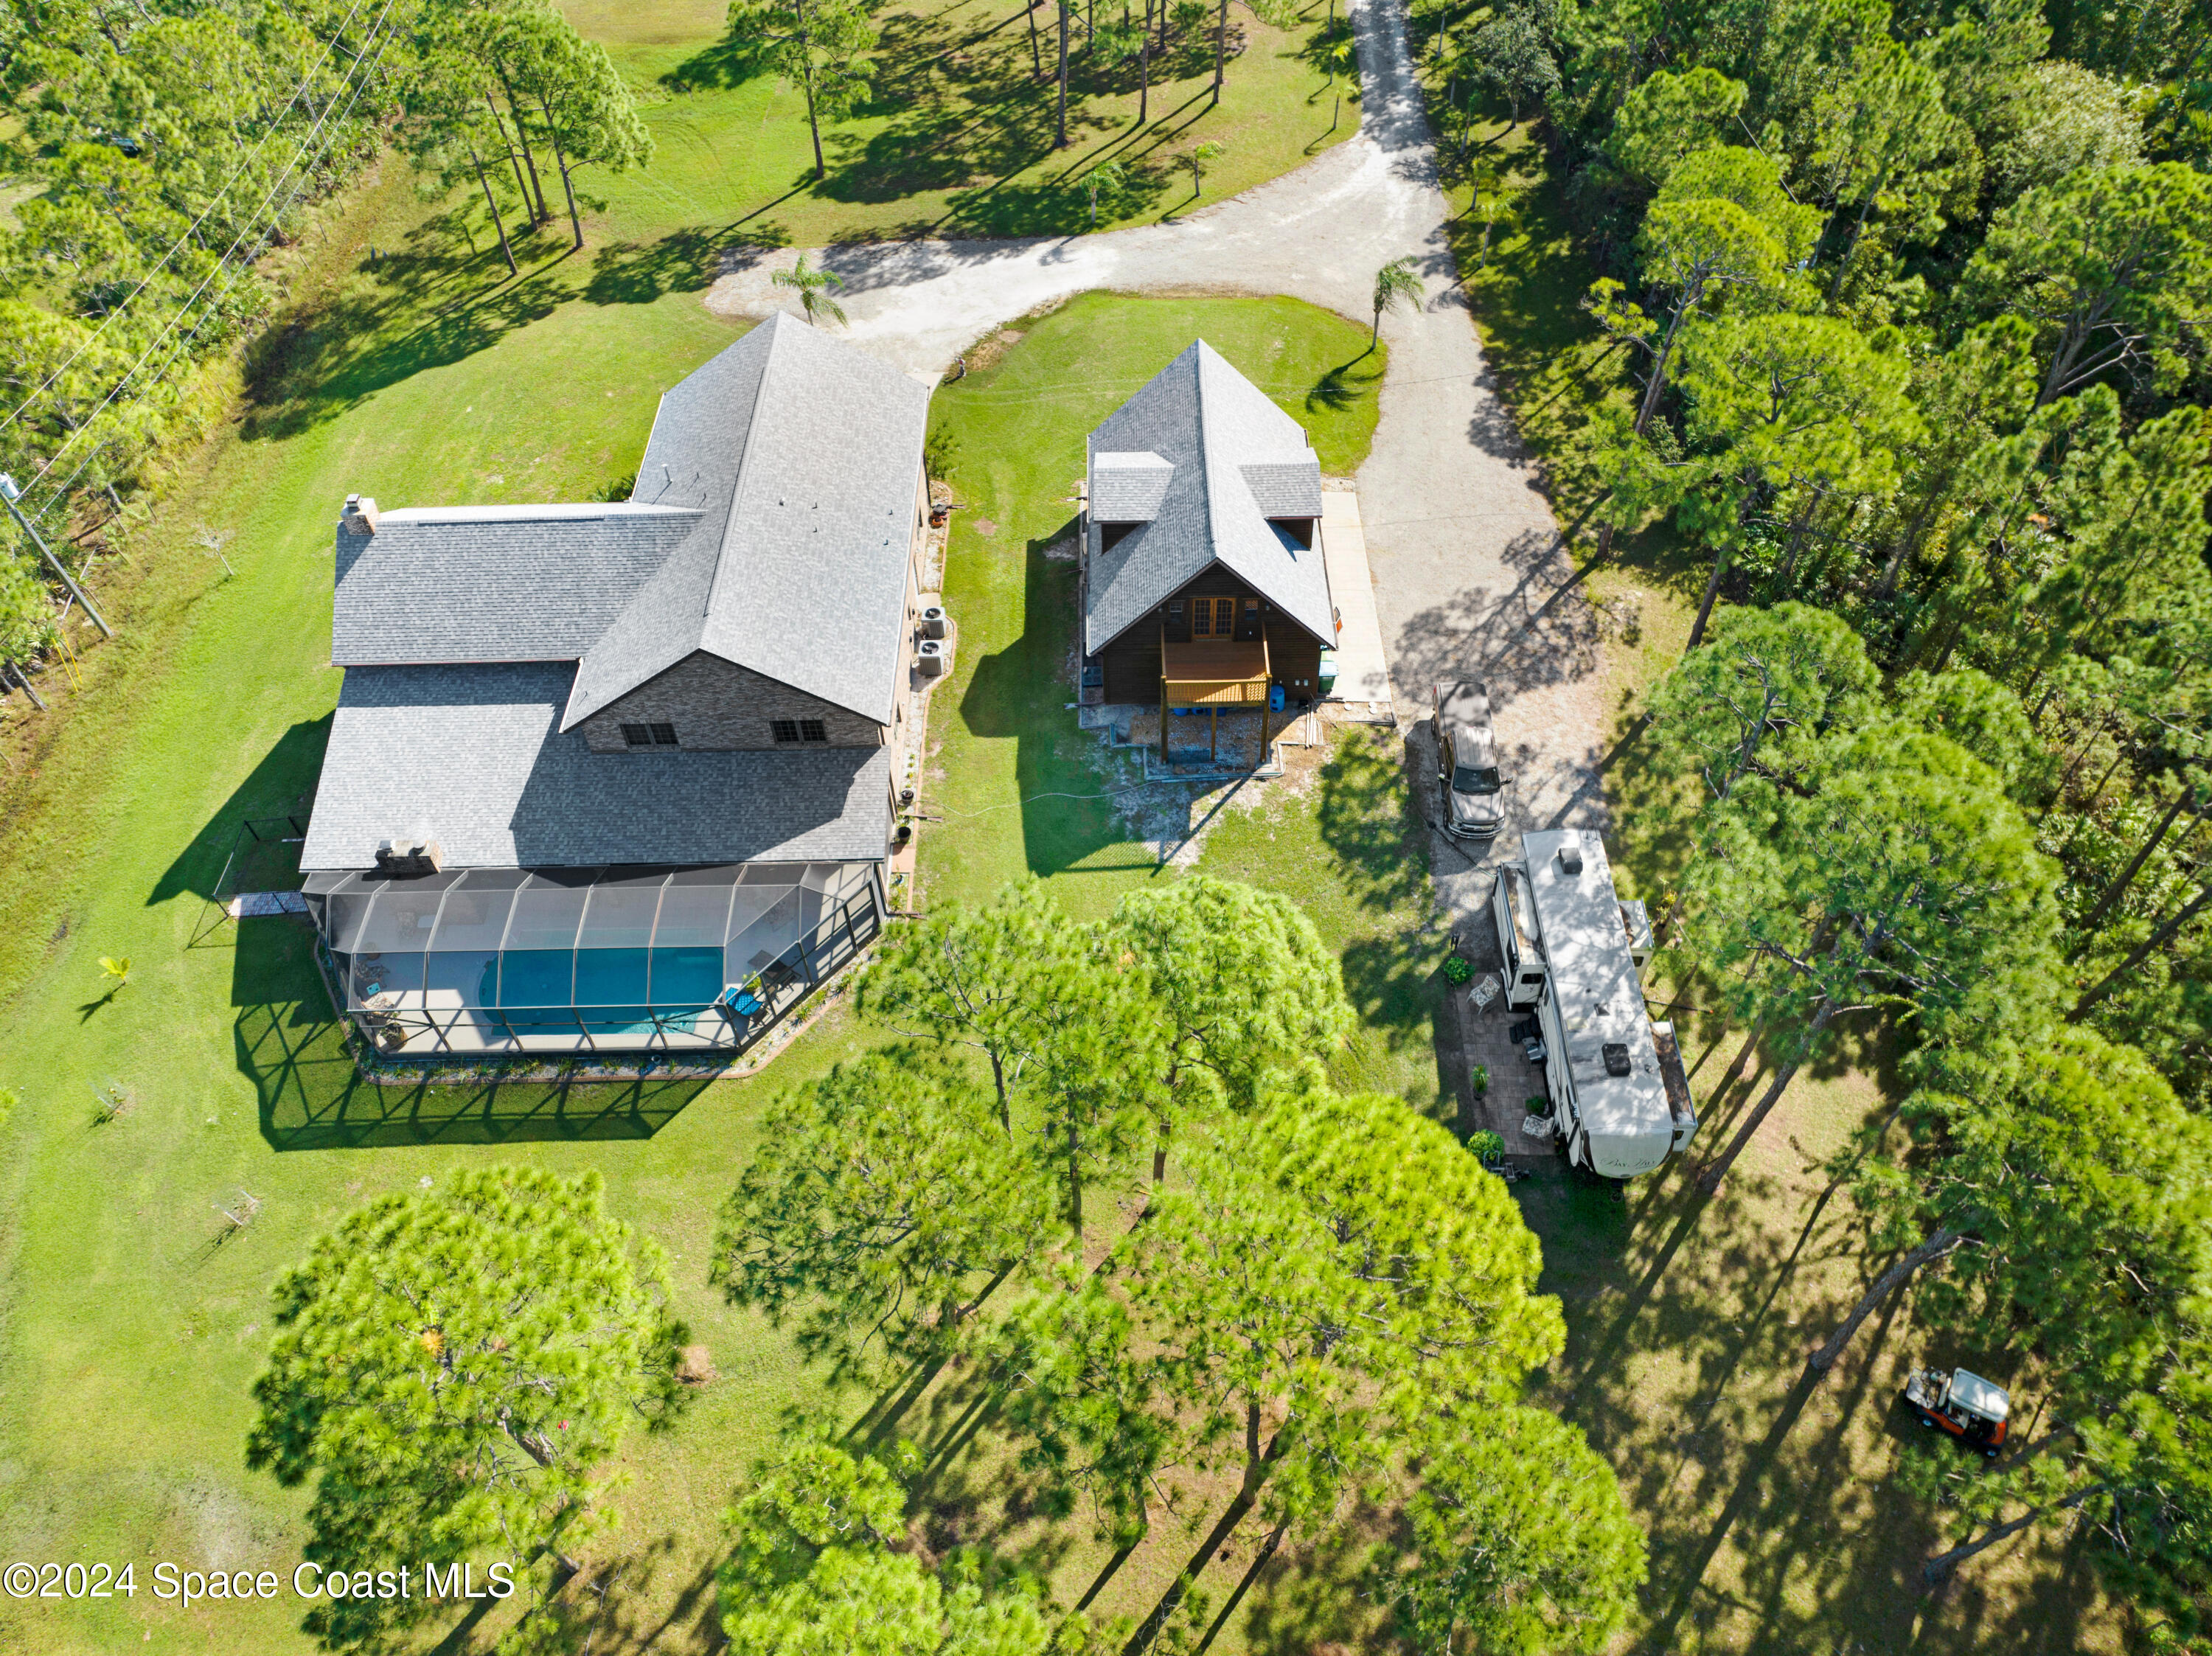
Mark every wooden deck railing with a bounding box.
[1158,630,1275,762]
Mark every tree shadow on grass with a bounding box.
[1233,1506,1397,1655]
[1315,726,1456,1113]
[658,34,776,92]
[1303,352,1383,416]
[1520,1104,2110,1655]
[1315,726,1430,918]
[240,241,577,443]
[517,1534,723,1656]
[583,223,792,307]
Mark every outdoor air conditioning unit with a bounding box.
[375,834,443,876]
[917,639,946,677]
[1558,835,1584,877]
[919,605,948,639]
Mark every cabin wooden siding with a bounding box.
[1096,555,1326,704]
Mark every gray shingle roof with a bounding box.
[1084,342,1333,655]
[563,312,931,730]
[1239,457,1324,518]
[301,663,891,872]
[1091,451,1175,521]
[327,313,928,728]
[333,505,703,664]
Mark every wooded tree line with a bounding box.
[1433,0,2211,1093]
[0,0,390,670]
[1402,0,2210,1629]
[720,0,1297,185]
[245,878,1650,1655]
[0,0,650,692]
[1416,0,2210,1090]
[1643,603,2212,1626]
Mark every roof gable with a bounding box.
[1083,341,1332,654]
[1092,450,1175,521]
[327,313,929,724]
[563,313,931,729]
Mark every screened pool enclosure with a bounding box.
[302,862,882,1058]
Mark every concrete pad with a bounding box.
[1320,490,1393,709]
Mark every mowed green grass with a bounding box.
[917,292,1437,1110]
[560,0,1353,247]
[0,235,1423,1649]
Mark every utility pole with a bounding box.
[0,473,114,639]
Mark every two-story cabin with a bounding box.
[1082,341,1337,758]
[298,313,931,1060]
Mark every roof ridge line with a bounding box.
[1193,341,1222,563]
[703,313,789,626]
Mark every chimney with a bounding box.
[341,494,380,535]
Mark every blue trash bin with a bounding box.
[1268,683,1286,712]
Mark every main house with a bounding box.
[298,313,931,1059]
[1083,341,1338,754]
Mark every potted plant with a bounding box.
[1442,953,1474,985]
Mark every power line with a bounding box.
[25,30,399,523]
[0,0,374,441]
[17,0,402,512]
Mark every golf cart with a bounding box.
[1433,681,1509,840]
[1904,1366,2010,1456]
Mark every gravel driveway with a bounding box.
[703,0,1615,930]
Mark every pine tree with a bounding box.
[246,1169,686,1652]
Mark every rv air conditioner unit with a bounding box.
[1558,836,1584,876]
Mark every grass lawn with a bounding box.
[916,291,1440,1110]
[0,231,1440,1649]
[1413,72,2132,1654]
[560,0,1353,248]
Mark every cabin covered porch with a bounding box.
[1159,630,1275,765]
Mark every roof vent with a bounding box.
[1602,1042,1631,1077]
[375,834,442,876]
[1559,836,1584,877]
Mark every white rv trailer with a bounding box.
[1489,829,1696,1177]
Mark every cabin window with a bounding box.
[1520,971,1544,986]
[649,723,678,745]
[621,723,652,747]
[773,719,830,745]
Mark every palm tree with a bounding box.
[1327,37,1353,128]
[1187,140,1224,197]
[773,253,848,326]
[1370,254,1422,347]
[1085,160,1127,227]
